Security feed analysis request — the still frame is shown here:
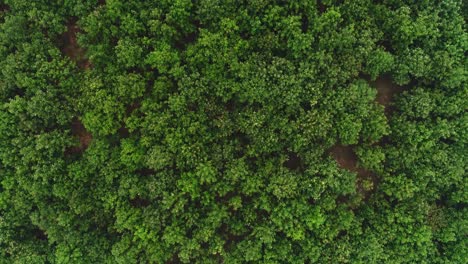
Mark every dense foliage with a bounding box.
[0,0,466,263]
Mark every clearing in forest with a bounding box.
[59,19,90,69]
[330,145,378,198]
[369,74,406,114]
[60,19,92,155]
[330,75,406,197]
[66,118,92,154]
[0,3,9,12]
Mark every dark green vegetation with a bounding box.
[0,0,467,263]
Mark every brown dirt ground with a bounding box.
[369,74,406,114]
[329,145,379,199]
[126,101,141,115]
[0,4,9,12]
[65,118,92,154]
[118,126,130,138]
[329,75,407,198]
[60,20,90,69]
[317,1,328,13]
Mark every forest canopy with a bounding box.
[0,0,466,263]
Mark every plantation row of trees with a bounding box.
[0,0,466,263]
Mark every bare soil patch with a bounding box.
[0,3,9,12]
[317,1,328,13]
[33,228,48,241]
[126,101,141,115]
[130,197,150,208]
[283,152,302,171]
[66,118,92,154]
[368,74,406,114]
[174,20,200,51]
[329,145,378,199]
[59,19,90,69]
[136,168,156,176]
[118,126,130,138]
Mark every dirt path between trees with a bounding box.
[370,74,406,114]
[330,75,406,198]
[0,3,9,12]
[60,19,93,154]
[65,118,92,155]
[329,145,378,199]
[60,19,90,69]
